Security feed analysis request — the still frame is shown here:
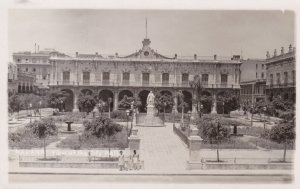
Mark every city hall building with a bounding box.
[47,37,242,113]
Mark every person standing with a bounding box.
[132,150,139,170]
[118,151,125,171]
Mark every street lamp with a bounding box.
[163,102,167,125]
[263,106,267,130]
[126,109,130,138]
[187,111,192,136]
[39,101,42,119]
[200,104,203,118]
[108,98,112,119]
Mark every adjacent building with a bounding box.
[48,38,242,113]
[8,62,18,95]
[265,45,296,102]
[240,59,266,105]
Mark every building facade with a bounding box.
[8,62,18,95]
[48,38,242,113]
[240,59,266,105]
[265,45,296,102]
[12,48,66,88]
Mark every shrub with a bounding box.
[110,110,127,120]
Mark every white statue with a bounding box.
[147,91,155,106]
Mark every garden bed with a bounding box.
[57,128,128,149]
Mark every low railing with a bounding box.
[203,157,294,164]
[173,124,189,148]
[49,81,240,89]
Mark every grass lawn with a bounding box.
[9,127,60,149]
[248,137,295,150]
[201,137,257,149]
[57,128,128,149]
[237,126,265,137]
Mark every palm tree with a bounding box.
[189,75,205,118]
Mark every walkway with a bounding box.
[138,123,189,172]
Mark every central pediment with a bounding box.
[123,38,172,59]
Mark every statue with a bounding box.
[147,91,155,106]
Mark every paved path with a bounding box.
[138,123,189,172]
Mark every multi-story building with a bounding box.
[240,59,266,105]
[17,71,36,94]
[8,62,18,95]
[265,44,296,102]
[48,37,242,113]
[12,48,66,88]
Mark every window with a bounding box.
[17,59,20,63]
[182,73,189,86]
[202,74,209,85]
[262,64,265,69]
[221,74,228,85]
[256,72,257,78]
[276,73,281,85]
[284,72,288,86]
[270,74,273,86]
[42,75,47,80]
[33,68,36,72]
[25,68,28,72]
[256,64,258,69]
[103,72,110,85]
[25,59,28,62]
[261,72,264,79]
[123,72,130,85]
[63,71,70,84]
[142,72,150,86]
[83,72,90,85]
[162,73,169,86]
[32,58,36,63]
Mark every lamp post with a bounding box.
[263,106,267,130]
[126,109,130,138]
[163,102,167,125]
[39,101,42,119]
[187,111,192,137]
[251,104,254,127]
[200,104,203,118]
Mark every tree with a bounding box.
[26,118,58,159]
[154,93,174,114]
[77,92,97,114]
[197,115,230,162]
[47,90,70,111]
[118,95,135,110]
[8,94,21,114]
[269,120,295,162]
[84,117,123,157]
[189,75,205,118]
[217,91,239,114]
[177,90,189,125]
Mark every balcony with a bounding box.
[266,83,295,89]
[49,80,241,89]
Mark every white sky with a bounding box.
[8,9,295,59]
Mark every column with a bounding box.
[211,93,217,114]
[173,94,178,113]
[113,90,118,111]
[73,89,79,112]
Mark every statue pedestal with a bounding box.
[146,105,155,116]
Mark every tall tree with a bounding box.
[189,75,205,118]
[26,118,58,159]
[217,91,239,114]
[78,92,97,113]
[84,117,123,157]
[154,93,174,114]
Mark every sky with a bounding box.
[8,9,295,60]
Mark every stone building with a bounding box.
[265,45,296,102]
[48,38,242,113]
[16,71,36,94]
[240,59,266,105]
[8,62,18,95]
[13,48,67,89]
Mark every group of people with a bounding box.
[118,150,141,171]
